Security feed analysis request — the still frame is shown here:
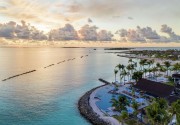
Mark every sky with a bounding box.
[0,0,180,47]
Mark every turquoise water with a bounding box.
[0,48,130,125]
[95,86,131,112]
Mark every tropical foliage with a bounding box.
[169,99,180,124]
[146,98,171,125]
[114,58,180,84]
[112,58,180,125]
[111,96,130,112]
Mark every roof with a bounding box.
[172,74,180,78]
[166,96,180,104]
[133,78,175,98]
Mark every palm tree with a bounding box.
[143,68,148,78]
[128,59,133,65]
[114,69,118,82]
[169,100,180,124]
[132,71,143,82]
[126,71,131,82]
[146,99,171,125]
[172,63,180,73]
[133,62,138,69]
[156,62,161,68]
[131,88,135,97]
[155,98,168,109]
[132,100,139,115]
[132,101,140,124]
[120,111,129,125]
[147,68,153,78]
[156,62,161,75]
[159,66,167,76]
[126,64,135,82]
[111,96,129,112]
[121,69,127,84]
[164,61,171,76]
[139,59,144,70]
[147,59,154,69]
[116,64,125,83]
[139,59,147,71]
[151,67,158,80]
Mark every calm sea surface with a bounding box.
[0,47,179,125]
[0,48,131,125]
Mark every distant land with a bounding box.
[104,48,134,50]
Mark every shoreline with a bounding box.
[78,84,111,125]
[78,78,121,125]
[117,54,179,65]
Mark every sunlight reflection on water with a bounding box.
[0,48,129,125]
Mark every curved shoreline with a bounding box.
[78,84,111,125]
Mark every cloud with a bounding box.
[79,24,98,41]
[115,29,127,37]
[116,26,180,43]
[127,29,146,42]
[62,0,127,18]
[0,21,16,38]
[128,17,133,20]
[97,30,114,41]
[0,20,180,43]
[116,28,145,42]
[161,24,180,41]
[0,0,83,30]
[49,24,79,41]
[0,6,6,10]
[0,20,47,40]
[137,26,160,40]
[112,16,121,18]
[88,18,93,23]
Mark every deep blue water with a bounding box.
[0,48,130,125]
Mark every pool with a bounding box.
[95,86,132,113]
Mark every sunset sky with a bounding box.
[0,0,180,46]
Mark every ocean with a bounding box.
[0,47,179,125]
[0,47,131,125]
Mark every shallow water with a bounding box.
[0,48,131,125]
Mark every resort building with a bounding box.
[133,78,179,104]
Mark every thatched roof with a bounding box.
[166,96,180,104]
[172,74,180,78]
[133,79,175,98]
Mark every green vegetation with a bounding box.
[114,58,180,85]
[114,111,129,125]
[125,119,144,125]
[169,100,180,124]
[114,98,180,125]
[114,69,118,82]
[146,98,170,125]
[127,49,180,61]
[112,58,180,125]
[104,48,133,50]
[132,71,143,82]
[111,96,130,112]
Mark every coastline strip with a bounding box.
[78,85,111,125]
[78,79,111,125]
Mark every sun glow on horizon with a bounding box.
[0,0,180,47]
